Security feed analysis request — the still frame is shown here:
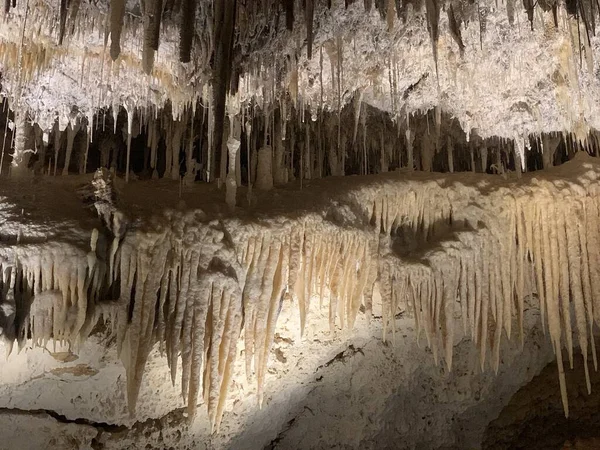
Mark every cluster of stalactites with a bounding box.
[3,155,600,428]
[98,159,600,425]
[113,220,245,428]
[2,0,578,70]
[1,0,597,165]
[111,211,377,429]
[0,235,106,355]
[368,163,600,418]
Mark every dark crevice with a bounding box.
[315,344,365,373]
[0,406,188,449]
[263,405,314,450]
[0,406,127,431]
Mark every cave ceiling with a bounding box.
[0,0,599,145]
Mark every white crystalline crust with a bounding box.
[0,0,199,131]
[1,0,600,146]
[1,153,600,430]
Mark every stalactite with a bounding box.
[143,0,163,74]
[306,0,314,59]
[109,0,126,60]
[58,0,69,45]
[124,104,133,182]
[425,0,441,74]
[524,0,535,30]
[149,0,163,50]
[477,1,488,50]
[506,0,515,24]
[447,3,465,56]
[212,0,236,182]
[0,103,9,176]
[179,0,196,63]
[386,0,395,30]
[68,0,82,34]
[283,0,294,30]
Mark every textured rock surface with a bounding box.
[484,353,600,449]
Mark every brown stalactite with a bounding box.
[425,0,440,74]
[179,0,196,63]
[58,0,69,45]
[230,64,241,95]
[143,0,163,73]
[110,0,126,60]
[565,0,577,15]
[283,0,294,30]
[386,0,395,29]
[447,3,464,56]
[364,0,372,10]
[578,0,593,46]
[68,0,82,35]
[523,0,534,30]
[150,0,163,50]
[212,0,237,181]
[507,0,515,24]
[394,0,402,19]
[374,0,387,21]
[591,0,596,35]
[143,2,155,73]
[477,2,487,50]
[306,0,314,59]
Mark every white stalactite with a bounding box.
[124,103,133,182]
